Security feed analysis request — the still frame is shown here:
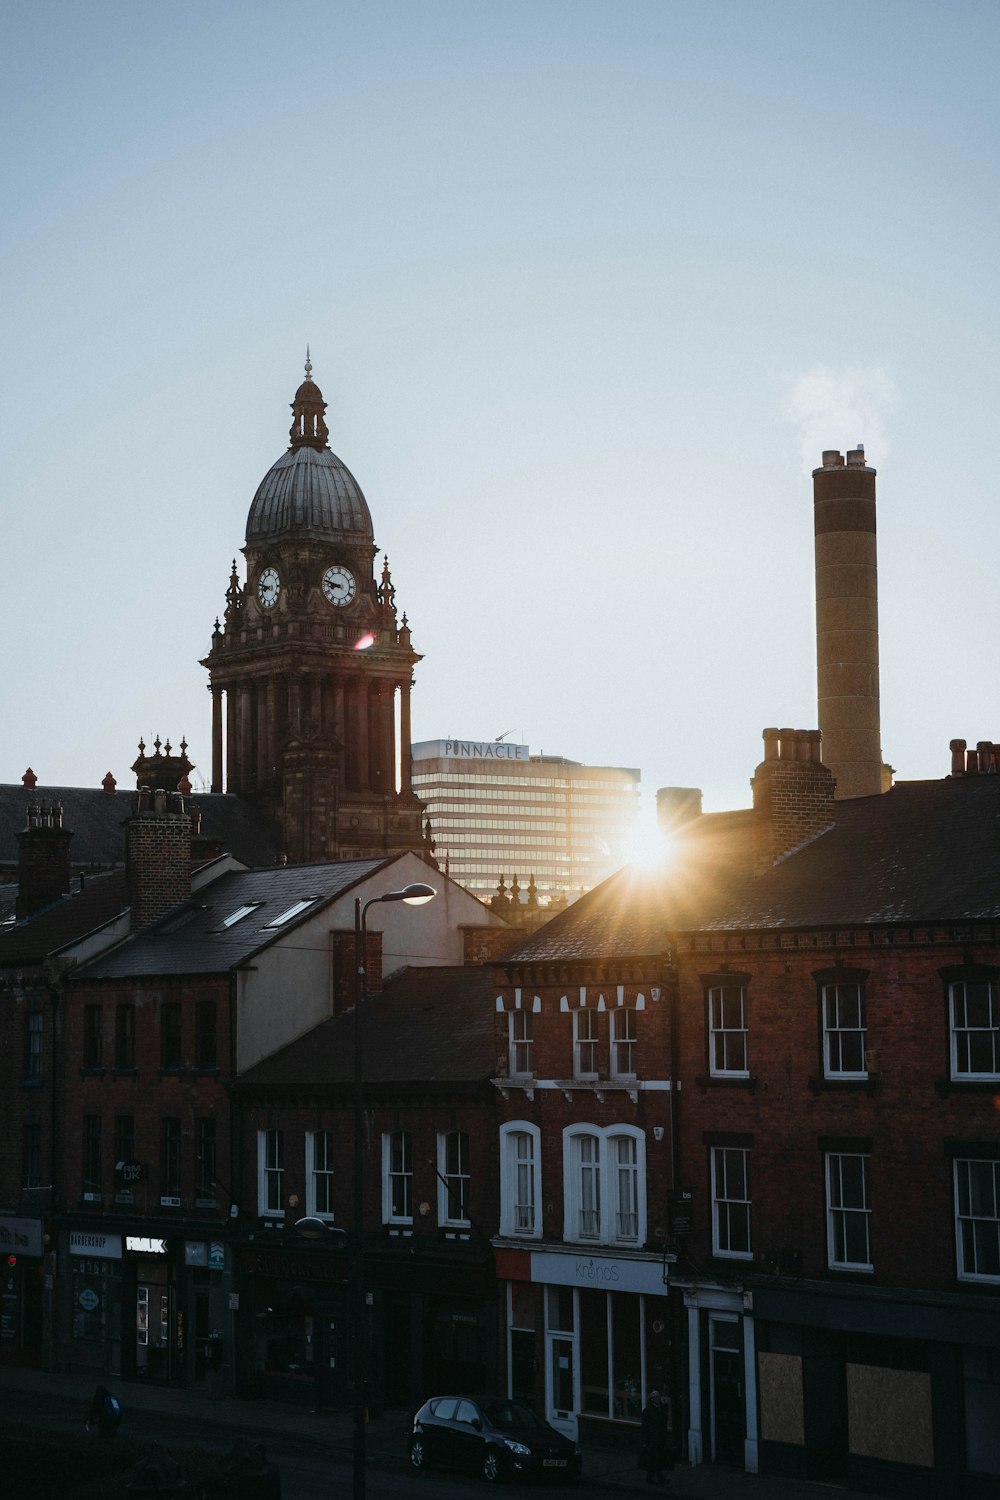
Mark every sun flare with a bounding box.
[622,820,679,872]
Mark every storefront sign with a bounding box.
[115,1159,145,1187]
[70,1231,122,1260]
[78,1288,99,1311]
[126,1236,167,1255]
[185,1242,208,1267]
[530,1250,667,1296]
[208,1241,225,1271]
[0,1217,43,1258]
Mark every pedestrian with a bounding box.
[640,1388,672,1485]
[87,1384,122,1440]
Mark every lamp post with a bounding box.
[352,881,436,1500]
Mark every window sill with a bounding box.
[112,1067,138,1080]
[157,1067,186,1080]
[696,1074,758,1094]
[808,1075,876,1095]
[80,1067,106,1079]
[193,1066,220,1079]
[16,1076,44,1089]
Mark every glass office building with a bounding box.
[412,738,640,906]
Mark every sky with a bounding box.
[3,1,999,818]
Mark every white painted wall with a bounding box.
[235,852,508,1070]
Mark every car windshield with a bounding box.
[480,1401,550,1434]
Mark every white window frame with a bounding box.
[499,1121,542,1239]
[509,1011,534,1077]
[257,1128,284,1219]
[382,1129,413,1226]
[949,978,1000,1080]
[573,1008,599,1081]
[955,1157,1000,1283]
[711,1145,752,1259]
[826,1152,872,1270]
[708,985,749,1077]
[438,1129,471,1227]
[822,983,867,1079]
[563,1124,646,1246]
[305,1129,334,1219]
[610,1007,637,1080]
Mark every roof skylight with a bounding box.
[264,898,319,928]
[221,903,262,929]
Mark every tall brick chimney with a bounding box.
[752,728,836,874]
[16,801,73,919]
[125,787,192,929]
[813,447,884,799]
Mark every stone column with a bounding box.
[211,685,224,793]
[399,678,412,794]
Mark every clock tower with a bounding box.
[203,358,429,864]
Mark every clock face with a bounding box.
[322,564,357,607]
[257,566,281,609]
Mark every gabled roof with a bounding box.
[73,856,402,980]
[235,965,497,1088]
[505,776,1000,964]
[0,785,279,872]
[0,870,128,967]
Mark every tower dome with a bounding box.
[245,358,374,545]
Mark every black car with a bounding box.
[409,1395,581,1484]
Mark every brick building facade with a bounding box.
[498,731,1000,1498]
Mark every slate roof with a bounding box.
[0,785,279,872]
[235,965,498,1089]
[505,776,1000,964]
[0,870,128,967]
[73,856,401,980]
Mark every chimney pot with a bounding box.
[102,772,117,795]
[846,447,867,467]
[762,729,780,761]
[950,739,968,775]
[153,788,167,813]
[777,728,795,760]
[821,450,844,468]
[22,768,38,789]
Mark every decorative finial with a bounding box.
[305,345,312,382]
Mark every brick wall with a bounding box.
[125,796,192,929]
[673,937,1000,1289]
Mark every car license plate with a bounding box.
[543,1459,567,1467]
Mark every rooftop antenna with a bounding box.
[495,730,514,743]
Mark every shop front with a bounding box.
[234,1239,349,1407]
[0,1216,46,1365]
[496,1246,673,1446]
[59,1223,232,1387]
[751,1281,1000,1500]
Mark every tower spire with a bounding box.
[289,356,329,451]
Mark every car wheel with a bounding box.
[409,1437,428,1471]
[482,1446,504,1483]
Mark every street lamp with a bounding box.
[351,881,436,1500]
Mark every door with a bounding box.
[709,1315,743,1465]
[546,1335,577,1437]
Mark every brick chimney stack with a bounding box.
[752,728,836,874]
[125,787,192,929]
[813,447,884,799]
[15,801,73,919]
[656,787,703,834]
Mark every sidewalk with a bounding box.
[0,1363,844,1500]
